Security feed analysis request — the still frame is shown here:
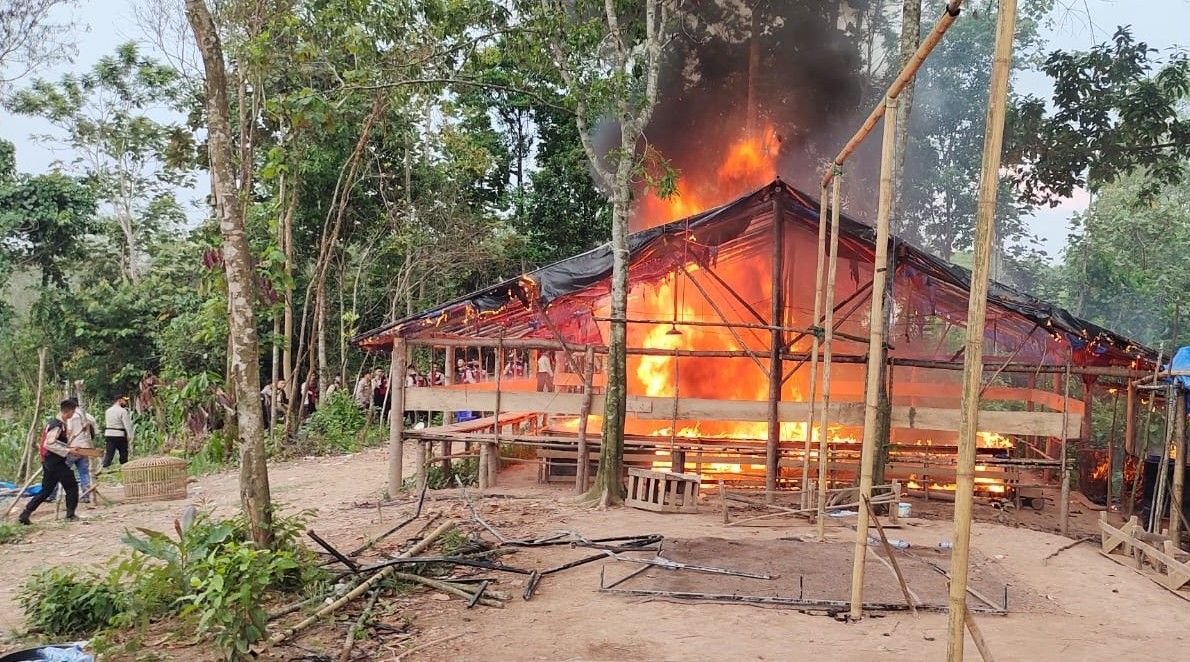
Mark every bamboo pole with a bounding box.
[387,339,408,495]
[1151,388,1175,533]
[801,185,830,509]
[1170,387,1185,547]
[850,95,898,620]
[766,191,786,500]
[576,345,596,493]
[947,1,1016,659]
[19,347,48,483]
[817,173,844,541]
[822,0,964,187]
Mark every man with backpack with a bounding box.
[19,399,84,524]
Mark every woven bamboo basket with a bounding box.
[121,456,188,503]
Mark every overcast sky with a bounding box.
[2,0,1187,262]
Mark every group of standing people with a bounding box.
[261,376,346,429]
[18,395,135,525]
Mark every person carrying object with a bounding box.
[102,394,135,469]
[19,399,84,524]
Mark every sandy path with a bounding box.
[2,449,1187,661]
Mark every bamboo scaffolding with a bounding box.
[947,1,1016,659]
[801,184,830,509]
[822,0,964,188]
[1060,364,1071,536]
[817,174,844,541]
[851,94,898,620]
[575,345,596,493]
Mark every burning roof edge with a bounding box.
[351,179,1157,367]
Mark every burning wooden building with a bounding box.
[354,179,1156,509]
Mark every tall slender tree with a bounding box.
[522,0,681,505]
[184,0,273,547]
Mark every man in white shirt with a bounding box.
[102,394,135,469]
[536,352,555,392]
[66,409,97,502]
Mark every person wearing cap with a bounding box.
[19,399,83,524]
[102,394,135,469]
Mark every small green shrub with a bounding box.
[298,390,367,454]
[19,567,127,637]
[181,541,299,660]
[414,456,480,491]
[0,521,28,544]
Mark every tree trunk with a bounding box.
[588,191,631,507]
[185,0,273,548]
[892,0,921,208]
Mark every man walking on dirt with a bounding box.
[102,394,135,469]
[19,400,83,524]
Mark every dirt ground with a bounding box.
[2,445,1189,661]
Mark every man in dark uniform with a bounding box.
[19,399,83,524]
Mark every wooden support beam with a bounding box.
[576,345,596,494]
[767,193,786,499]
[1171,388,1185,548]
[402,388,1073,437]
[801,184,829,509]
[387,339,407,495]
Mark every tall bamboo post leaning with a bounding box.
[816,0,965,541]
[800,185,830,509]
[387,338,408,495]
[766,191,787,500]
[849,94,898,621]
[947,0,1017,659]
[816,174,843,541]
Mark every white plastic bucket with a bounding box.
[896,502,912,518]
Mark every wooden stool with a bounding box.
[626,467,700,513]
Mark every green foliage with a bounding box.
[0,521,28,544]
[181,541,297,660]
[18,566,127,637]
[1050,171,1190,349]
[0,418,27,482]
[415,456,479,491]
[1011,27,1190,206]
[298,389,367,453]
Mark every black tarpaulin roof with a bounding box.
[352,180,1155,369]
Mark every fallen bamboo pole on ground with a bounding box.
[963,607,997,662]
[265,519,457,649]
[390,571,505,608]
[2,468,42,521]
[863,495,917,616]
[338,588,379,662]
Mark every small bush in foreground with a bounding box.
[18,567,127,637]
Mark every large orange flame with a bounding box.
[633,126,780,229]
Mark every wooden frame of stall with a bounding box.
[383,329,1145,517]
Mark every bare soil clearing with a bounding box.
[2,447,1187,661]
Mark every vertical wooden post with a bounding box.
[766,190,786,501]
[947,1,1017,658]
[850,94,898,621]
[576,345,596,493]
[488,339,504,489]
[1082,377,1095,445]
[1106,387,1120,506]
[387,339,408,496]
[816,173,844,541]
[1125,382,1136,456]
[801,184,830,509]
[1060,364,1071,536]
[1170,387,1185,547]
